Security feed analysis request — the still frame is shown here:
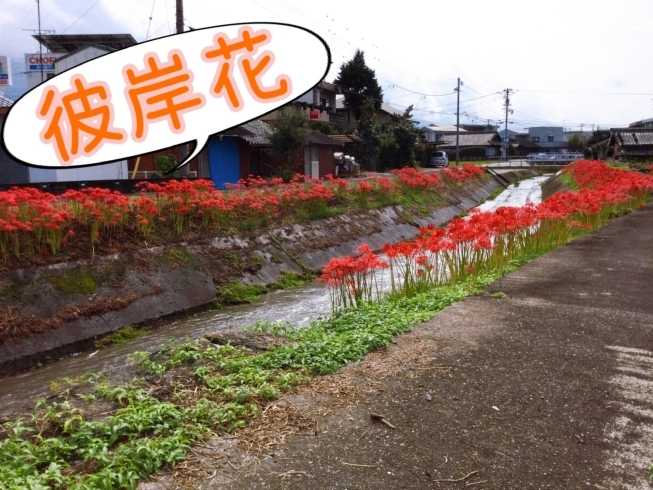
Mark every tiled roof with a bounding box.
[221,120,274,145]
[335,98,412,119]
[438,132,501,147]
[0,95,14,108]
[425,124,467,133]
[612,129,653,146]
[329,134,363,144]
[306,130,344,145]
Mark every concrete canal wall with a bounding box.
[0,172,546,373]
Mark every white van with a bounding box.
[429,151,449,167]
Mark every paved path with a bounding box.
[205,202,653,490]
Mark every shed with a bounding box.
[607,128,653,160]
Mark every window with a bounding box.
[532,137,540,142]
[547,136,554,142]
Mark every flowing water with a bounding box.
[0,175,550,413]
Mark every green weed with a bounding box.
[54,271,97,296]
[94,326,150,349]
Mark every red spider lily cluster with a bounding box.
[0,166,487,263]
[439,164,486,183]
[391,167,443,189]
[319,243,389,309]
[319,160,653,311]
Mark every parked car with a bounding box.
[429,151,449,167]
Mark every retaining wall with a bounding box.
[0,175,506,373]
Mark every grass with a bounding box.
[216,272,314,306]
[0,256,540,489]
[162,247,193,264]
[53,271,97,296]
[558,172,580,191]
[268,271,314,290]
[94,326,150,349]
[216,282,269,305]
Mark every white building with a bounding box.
[11,34,137,184]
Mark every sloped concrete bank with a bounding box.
[0,175,508,375]
[541,170,572,200]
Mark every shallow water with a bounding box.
[0,175,549,413]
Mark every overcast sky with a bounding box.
[2,0,653,132]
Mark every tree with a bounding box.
[377,105,423,170]
[265,106,309,182]
[567,133,586,153]
[153,154,181,178]
[354,98,381,172]
[333,50,383,122]
[585,129,611,159]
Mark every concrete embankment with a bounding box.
[0,170,541,374]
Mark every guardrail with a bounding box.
[526,152,584,164]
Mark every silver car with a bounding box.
[429,151,449,167]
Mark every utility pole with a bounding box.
[176,0,190,177]
[37,0,43,83]
[176,0,184,34]
[455,78,463,166]
[503,88,514,161]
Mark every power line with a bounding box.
[145,0,157,40]
[436,91,502,108]
[516,89,653,96]
[376,77,455,97]
[61,0,103,34]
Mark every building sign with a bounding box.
[0,56,11,86]
[24,53,65,72]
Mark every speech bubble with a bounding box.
[1,22,331,171]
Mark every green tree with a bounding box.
[310,120,339,135]
[354,98,381,172]
[266,106,309,182]
[153,154,181,178]
[333,50,383,121]
[585,129,611,159]
[567,134,587,153]
[377,105,423,170]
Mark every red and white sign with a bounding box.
[25,52,65,72]
[0,56,11,86]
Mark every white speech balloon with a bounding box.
[1,23,331,170]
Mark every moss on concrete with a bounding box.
[54,271,97,296]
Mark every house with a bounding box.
[334,98,410,129]
[53,43,114,74]
[436,131,503,159]
[523,127,567,153]
[28,33,137,91]
[498,128,525,140]
[422,124,467,144]
[207,120,344,189]
[628,117,653,129]
[606,128,653,160]
[260,81,339,125]
[460,123,499,132]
